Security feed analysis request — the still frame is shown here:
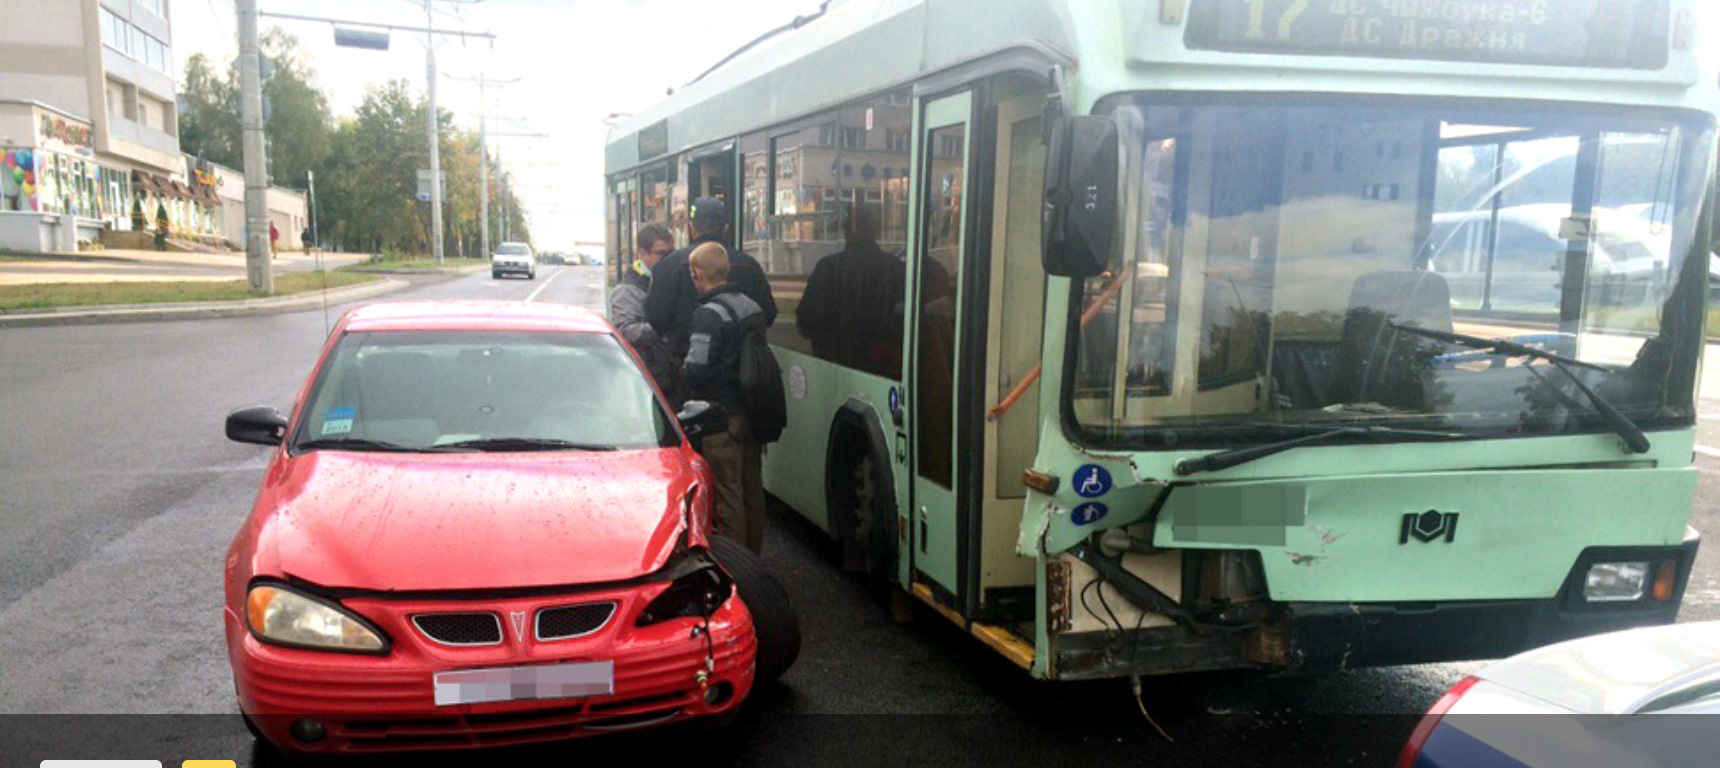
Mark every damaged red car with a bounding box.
[221,301,799,754]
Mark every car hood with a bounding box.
[1474,621,1720,714]
[255,449,695,592]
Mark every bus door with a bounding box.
[909,91,974,598]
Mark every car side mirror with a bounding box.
[226,405,288,446]
[1042,114,1121,278]
[677,401,729,442]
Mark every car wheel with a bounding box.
[492,270,502,279]
[709,536,801,684]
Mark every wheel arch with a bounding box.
[823,398,900,555]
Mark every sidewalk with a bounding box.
[0,249,371,286]
[0,275,408,328]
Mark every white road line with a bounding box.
[1695,445,1720,459]
[524,267,566,304]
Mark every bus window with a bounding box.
[916,122,966,490]
[639,164,672,237]
[754,90,912,377]
[793,92,912,379]
[1073,98,1710,446]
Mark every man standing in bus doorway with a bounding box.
[684,242,768,552]
[645,196,777,379]
[608,223,681,402]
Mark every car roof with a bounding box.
[342,301,615,334]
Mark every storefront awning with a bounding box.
[132,171,161,195]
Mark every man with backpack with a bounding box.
[684,242,786,553]
[645,196,777,372]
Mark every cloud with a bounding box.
[174,0,824,250]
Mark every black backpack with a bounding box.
[714,294,788,444]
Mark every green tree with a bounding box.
[175,31,331,189]
[177,52,238,167]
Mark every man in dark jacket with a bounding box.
[684,242,767,553]
[645,196,776,366]
[796,204,906,377]
[608,223,679,402]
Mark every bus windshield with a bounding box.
[1070,97,1715,449]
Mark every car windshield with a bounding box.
[497,244,531,256]
[290,330,673,452]
[1070,97,1714,448]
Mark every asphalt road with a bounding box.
[1,264,1716,766]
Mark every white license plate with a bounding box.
[433,661,614,706]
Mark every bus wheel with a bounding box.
[850,455,897,584]
[710,536,801,684]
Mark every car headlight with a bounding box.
[247,584,386,653]
[636,553,734,627]
[1583,561,1650,603]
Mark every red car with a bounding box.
[222,301,799,754]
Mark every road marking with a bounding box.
[1696,445,1720,459]
[525,267,566,304]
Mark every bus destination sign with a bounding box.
[1185,0,1671,70]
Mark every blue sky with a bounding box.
[174,0,825,251]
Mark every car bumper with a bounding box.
[1052,534,1698,678]
[225,593,755,753]
[493,262,533,274]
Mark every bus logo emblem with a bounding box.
[1401,510,1458,545]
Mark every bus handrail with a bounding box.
[988,266,1132,422]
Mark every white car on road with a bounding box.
[492,242,537,280]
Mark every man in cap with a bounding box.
[645,196,776,396]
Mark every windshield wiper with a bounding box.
[1174,425,1464,477]
[1389,323,1650,454]
[431,437,617,452]
[295,437,416,453]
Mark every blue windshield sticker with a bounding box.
[1073,465,1113,498]
[322,406,356,436]
[1071,503,1109,526]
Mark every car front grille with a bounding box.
[413,612,503,646]
[536,602,617,641]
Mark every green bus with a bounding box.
[606,0,1719,681]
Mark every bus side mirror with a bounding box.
[1042,115,1121,279]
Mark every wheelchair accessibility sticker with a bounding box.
[1073,465,1112,498]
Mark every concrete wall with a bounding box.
[0,211,55,252]
[0,0,94,124]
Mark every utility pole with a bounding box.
[422,0,444,265]
[447,73,517,259]
[238,0,273,293]
[307,169,319,253]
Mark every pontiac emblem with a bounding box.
[510,610,528,640]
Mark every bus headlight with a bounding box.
[1583,561,1650,603]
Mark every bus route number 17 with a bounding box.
[1245,0,1312,41]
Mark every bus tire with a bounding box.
[710,536,801,685]
[827,409,898,586]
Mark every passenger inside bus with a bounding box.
[796,204,907,378]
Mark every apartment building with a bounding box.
[0,0,194,251]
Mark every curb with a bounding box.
[0,277,409,329]
[343,264,490,275]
